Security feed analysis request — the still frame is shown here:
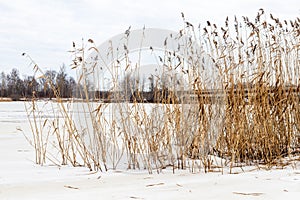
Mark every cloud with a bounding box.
[0,0,299,77]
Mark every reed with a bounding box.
[24,9,299,173]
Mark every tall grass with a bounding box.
[24,10,299,173]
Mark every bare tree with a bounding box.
[0,72,7,97]
[7,68,23,100]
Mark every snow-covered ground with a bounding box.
[0,102,299,200]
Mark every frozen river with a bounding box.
[0,101,299,200]
[0,102,29,134]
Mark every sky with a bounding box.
[0,0,299,78]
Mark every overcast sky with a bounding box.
[0,0,299,77]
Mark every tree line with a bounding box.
[0,65,185,102]
[0,65,76,100]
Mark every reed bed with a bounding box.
[24,10,299,173]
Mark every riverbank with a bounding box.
[0,131,299,200]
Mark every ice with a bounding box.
[0,102,299,200]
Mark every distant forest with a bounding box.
[0,66,76,100]
[0,65,177,102]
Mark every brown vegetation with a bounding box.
[24,9,300,173]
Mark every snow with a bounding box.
[0,102,299,200]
